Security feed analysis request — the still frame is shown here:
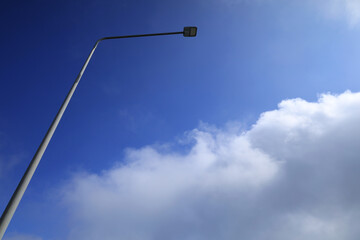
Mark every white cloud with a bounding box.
[61,91,360,240]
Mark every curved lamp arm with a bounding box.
[0,26,197,240]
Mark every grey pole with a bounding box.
[0,27,197,240]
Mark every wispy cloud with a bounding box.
[3,233,43,240]
[217,0,360,27]
[60,91,360,239]
[317,0,360,27]
[0,154,24,179]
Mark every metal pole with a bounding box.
[0,29,189,239]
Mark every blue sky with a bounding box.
[1,0,360,239]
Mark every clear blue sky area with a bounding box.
[1,0,360,239]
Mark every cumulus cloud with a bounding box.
[61,91,360,240]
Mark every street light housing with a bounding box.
[183,27,197,37]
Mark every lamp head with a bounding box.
[183,27,197,37]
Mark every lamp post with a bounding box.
[0,26,197,239]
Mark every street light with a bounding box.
[0,26,197,239]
